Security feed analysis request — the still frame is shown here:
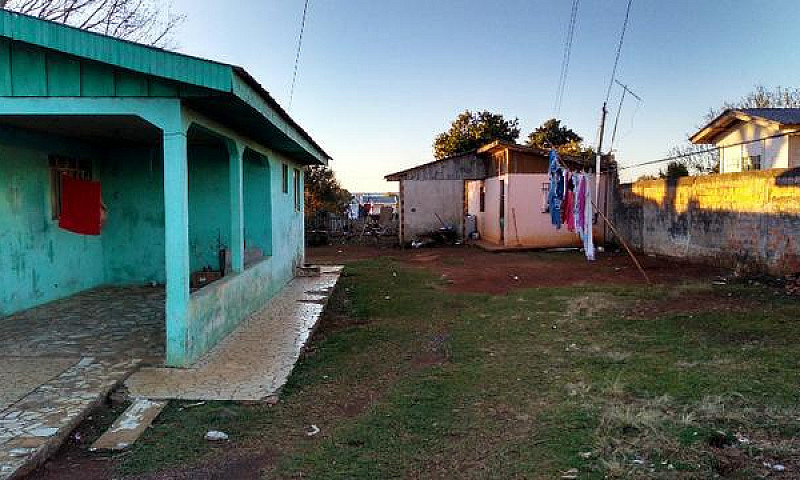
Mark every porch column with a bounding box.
[228,140,245,273]
[163,130,191,366]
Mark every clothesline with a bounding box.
[547,149,651,284]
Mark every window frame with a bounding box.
[282,163,289,194]
[293,168,302,212]
[49,155,93,221]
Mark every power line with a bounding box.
[609,80,642,151]
[288,0,310,111]
[604,0,634,104]
[618,129,800,171]
[554,0,580,117]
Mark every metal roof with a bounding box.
[0,9,330,164]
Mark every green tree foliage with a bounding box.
[659,161,690,179]
[433,110,520,160]
[527,118,584,153]
[304,166,351,217]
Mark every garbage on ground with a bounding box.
[411,225,458,248]
[764,462,786,472]
[179,401,206,410]
[204,430,229,441]
[561,468,579,479]
[306,424,320,437]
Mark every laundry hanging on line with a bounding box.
[547,149,595,261]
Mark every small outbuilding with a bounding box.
[385,151,487,244]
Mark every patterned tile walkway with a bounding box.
[126,266,342,401]
[0,287,165,480]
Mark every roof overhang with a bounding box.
[689,109,800,145]
[0,9,330,165]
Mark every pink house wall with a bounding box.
[468,174,609,248]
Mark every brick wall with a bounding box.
[614,168,800,275]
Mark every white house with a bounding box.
[691,108,800,173]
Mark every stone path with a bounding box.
[0,286,165,480]
[126,266,342,401]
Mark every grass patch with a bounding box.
[116,257,800,479]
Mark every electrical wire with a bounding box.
[604,0,634,104]
[618,129,800,171]
[288,0,310,110]
[554,0,580,117]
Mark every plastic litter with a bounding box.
[204,430,229,441]
[307,424,320,437]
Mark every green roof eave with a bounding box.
[0,9,331,165]
[0,9,233,91]
[231,69,330,165]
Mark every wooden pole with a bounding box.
[592,200,651,285]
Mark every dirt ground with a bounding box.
[308,244,727,294]
[28,245,735,480]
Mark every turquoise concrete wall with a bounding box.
[0,124,169,316]
[188,144,231,273]
[0,126,106,315]
[100,148,166,284]
[183,149,304,364]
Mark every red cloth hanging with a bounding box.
[58,174,103,235]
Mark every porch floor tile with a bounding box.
[0,286,165,480]
[125,266,342,401]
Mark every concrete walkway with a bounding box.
[125,266,342,401]
[0,286,164,480]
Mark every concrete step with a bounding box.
[90,398,167,451]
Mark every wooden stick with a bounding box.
[592,201,651,285]
[511,208,522,246]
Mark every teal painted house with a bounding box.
[0,11,330,366]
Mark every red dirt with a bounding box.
[308,245,727,295]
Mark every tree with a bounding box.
[659,161,689,179]
[665,143,719,175]
[433,110,520,160]
[1,0,183,47]
[304,165,350,217]
[703,85,800,124]
[527,118,583,153]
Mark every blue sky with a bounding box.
[171,0,800,189]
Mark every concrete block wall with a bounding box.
[615,168,800,275]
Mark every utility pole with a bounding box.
[595,102,608,205]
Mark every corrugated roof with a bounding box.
[738,108,800,125]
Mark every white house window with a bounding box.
[742,155,761,171]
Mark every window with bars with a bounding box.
[282,163,290,194]
[742,155,761,171]
[49,156,93,220]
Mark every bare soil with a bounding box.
[308,244,727,294]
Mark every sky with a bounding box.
[170,0,800,190]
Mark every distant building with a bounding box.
[352,192,398,216]
[691,108,800,173]
[386,141,613,249]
